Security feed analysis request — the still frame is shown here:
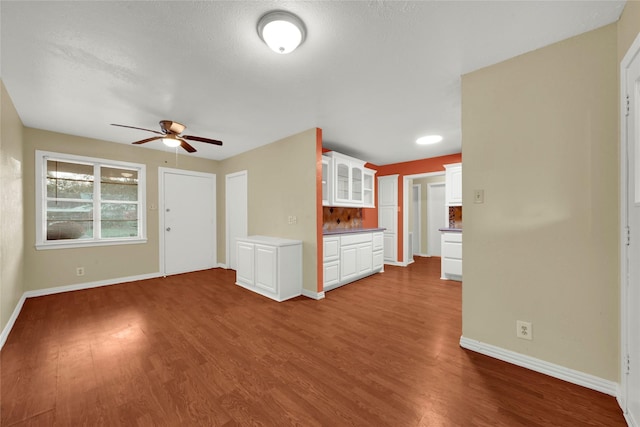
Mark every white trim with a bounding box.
[0,272,162,351]
[0,294,27,350]
[302,289,326,300]
[35,150,147,249]
[620,31,640,420]
[459,336,618,396]
[24,272,162,298]
[412,184,421,256]
[217,263,228,269]
[402,172,445,265]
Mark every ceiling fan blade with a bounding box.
[183,135,223,146]
[111,123,164,135]
[132,136,163,145]
[179,139,197,153]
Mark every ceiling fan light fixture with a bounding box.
[258,11,306,54]
[416,135,443,145]
[162,136,181,148]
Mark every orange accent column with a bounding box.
[316,128,324,293]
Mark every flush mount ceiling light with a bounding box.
[257,11,306,54]
[416,135,443,145]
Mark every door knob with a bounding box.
[166,227,171,232]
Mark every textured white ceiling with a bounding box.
[0,1,626,165]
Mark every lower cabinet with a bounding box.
[323,231,384,292]
[441,231,462,281]
[236,236,302,302]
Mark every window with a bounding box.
[36,151,146,249]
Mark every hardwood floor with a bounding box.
[1,257,625,426]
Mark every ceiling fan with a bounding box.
[111,120,223,153]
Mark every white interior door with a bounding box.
[412,184,421,256]
[161,169,216,276]
[427,183,446,256]
[623,34,640,426]
[226,171,248,270]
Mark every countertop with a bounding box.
[439,228,463,233]
[237,235,302,246]
[323,227,386,236]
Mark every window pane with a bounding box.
[101,167,138,201]
[101,203,138,238]
[46,201,93,240]
[47,160,94,199]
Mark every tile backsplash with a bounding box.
[449,206,462,229]
[323,207,362,231]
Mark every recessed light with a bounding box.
[416,135,443,145]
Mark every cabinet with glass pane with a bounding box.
[324,151,375,207]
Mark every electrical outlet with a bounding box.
[516,320,532,340]
[76,267,85,277]
[287,215,297,225]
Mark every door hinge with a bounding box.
[627,94,630,117]
[627,354,631,374]
[627,226,631,246]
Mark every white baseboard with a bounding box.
[24,272,162,299]
[302,289,325,300]
[384,261,406,267]
[1,272,161,351]
[217,263,228,269]
[0,294,27,350]
[459,336,618,396]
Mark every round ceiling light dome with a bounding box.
[416,135,443,145]
[258,11,306,54]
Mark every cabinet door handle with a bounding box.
[166,227,171,232]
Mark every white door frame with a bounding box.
[620,32,640,424]
[427,182,446,256]
[412,184,422,256]
[226,170,248,270]
[402,172,445,265]
[158,167,217,276]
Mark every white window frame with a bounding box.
[35,150,147,250]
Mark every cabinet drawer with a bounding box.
[323,237,340,262]
[443,258,462,276]
[341,232,372,246]
[442,242,462,260]
[443,232,462,243]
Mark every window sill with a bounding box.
[36,238,147,251]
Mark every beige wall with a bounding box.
[462,23,619,380]
[217,128,318,292]
[1,81,25,332]
[23,128,219,290]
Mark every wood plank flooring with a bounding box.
[1,257,625,426]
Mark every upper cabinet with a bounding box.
[445,163,462,206]
[324,152,376,208]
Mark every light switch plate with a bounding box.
[474,189,484,204]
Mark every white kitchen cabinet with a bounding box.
[324,151,375,207]
[363,168,376,207]
[323,236,340,288]
[445,163,462,206]
[322,230,384,292]
[378,175,398,263]
[322,155,332,206]
[440,231,462,281]
[236,236,302,302]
